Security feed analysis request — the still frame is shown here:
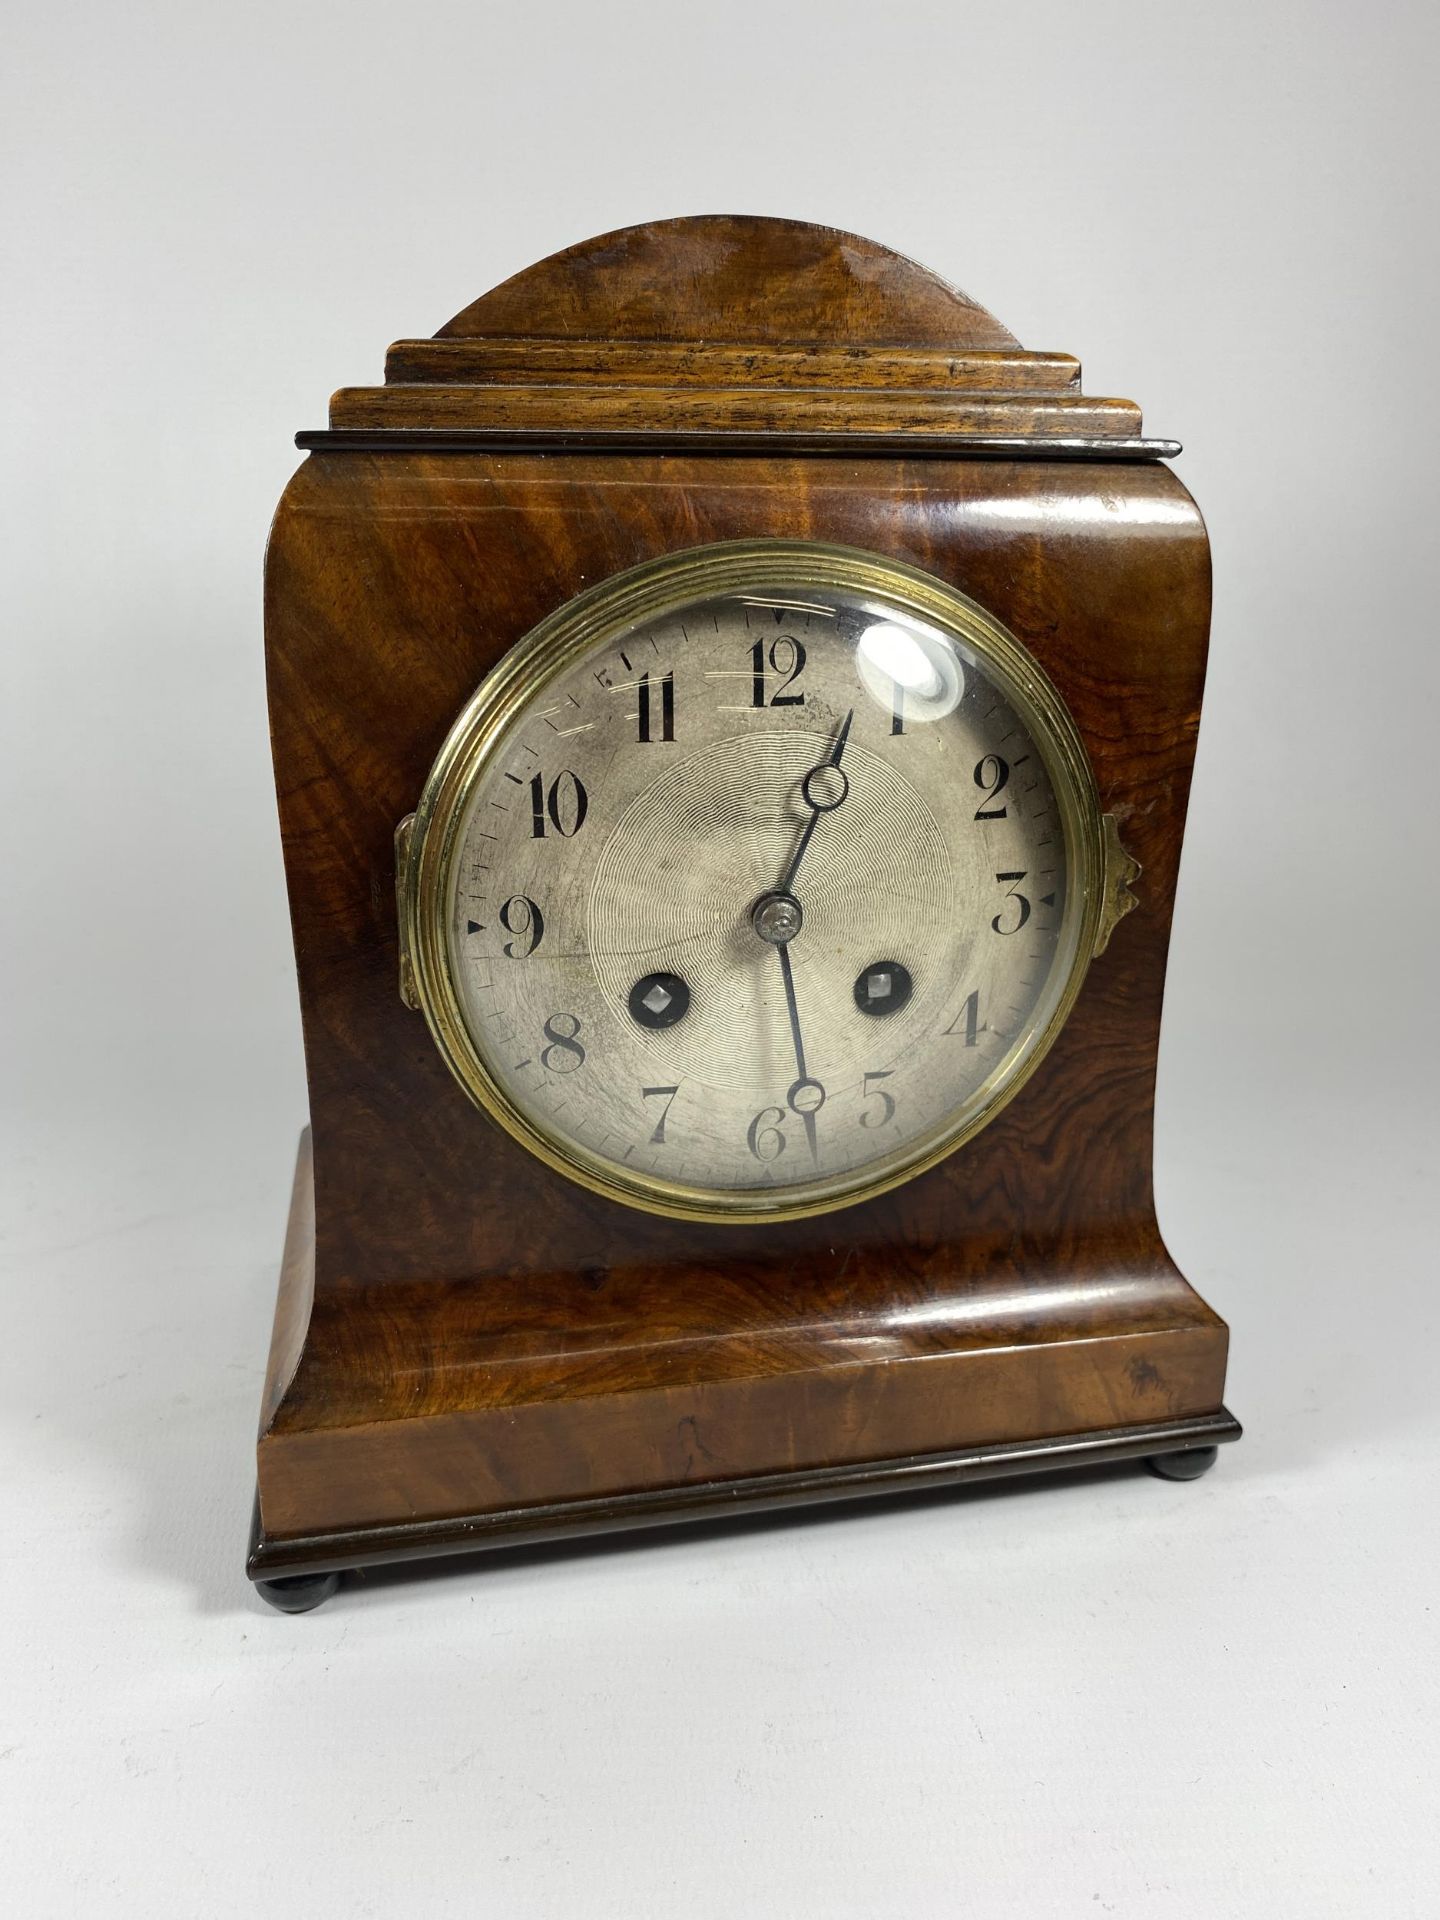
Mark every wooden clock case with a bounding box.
[248,216,1238,1610]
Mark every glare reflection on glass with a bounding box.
[856,619,964,724]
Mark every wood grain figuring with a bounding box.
[260,1151,1225,1532]
[436,214,1020,346]
[253,215,1229,1571]
[249,1406,1243,1581]
[346,218,1137,444]
[383,337,1083,392]
[328,384,1141,436]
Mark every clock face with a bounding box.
[404,542,1106,1221]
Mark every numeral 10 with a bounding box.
[530,770,588,838]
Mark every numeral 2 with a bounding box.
[974,755,1010,819]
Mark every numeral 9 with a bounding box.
[499,894,544,958]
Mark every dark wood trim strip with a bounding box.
[294,428,1182,462]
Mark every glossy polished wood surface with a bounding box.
[255,217,1228,1558]
[382,337,1084,391]
[327,383,1142,436]
[337,215,1141,443]
[434,213,1021,346]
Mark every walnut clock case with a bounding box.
[249,216,1239,1612]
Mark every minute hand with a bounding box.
[776,941,823,1163]
[777,708,854,896]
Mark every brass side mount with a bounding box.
[395,814,420,1010]
[1095,814,1141,956]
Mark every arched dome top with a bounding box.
[437,214,1019,349]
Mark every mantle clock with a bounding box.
[247,215,1239,1611]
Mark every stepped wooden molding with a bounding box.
[328,382,1142,437]
[382,337,1083,392]
[322,215,1147,446]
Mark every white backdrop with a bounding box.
[3,3,1436,1914]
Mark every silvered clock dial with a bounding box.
[399,540,1134,1222]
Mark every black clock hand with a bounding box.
[776,940,824,1164]
[777,708,854,897]
[750,707,851,1167]
[776,940,808,1080]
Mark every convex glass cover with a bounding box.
[399,540,1121,1221]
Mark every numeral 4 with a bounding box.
[944,990,980,1045]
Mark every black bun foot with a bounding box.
[1145,1444,1220,1483]
[254,1570,341,1613]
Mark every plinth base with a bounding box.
[249,1406,1241,1605]
[247,1134,1240,1607]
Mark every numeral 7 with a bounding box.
[642,1084,679,1143]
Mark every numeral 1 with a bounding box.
[637,671,675,743]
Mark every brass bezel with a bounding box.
[400,539,1111,1224]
